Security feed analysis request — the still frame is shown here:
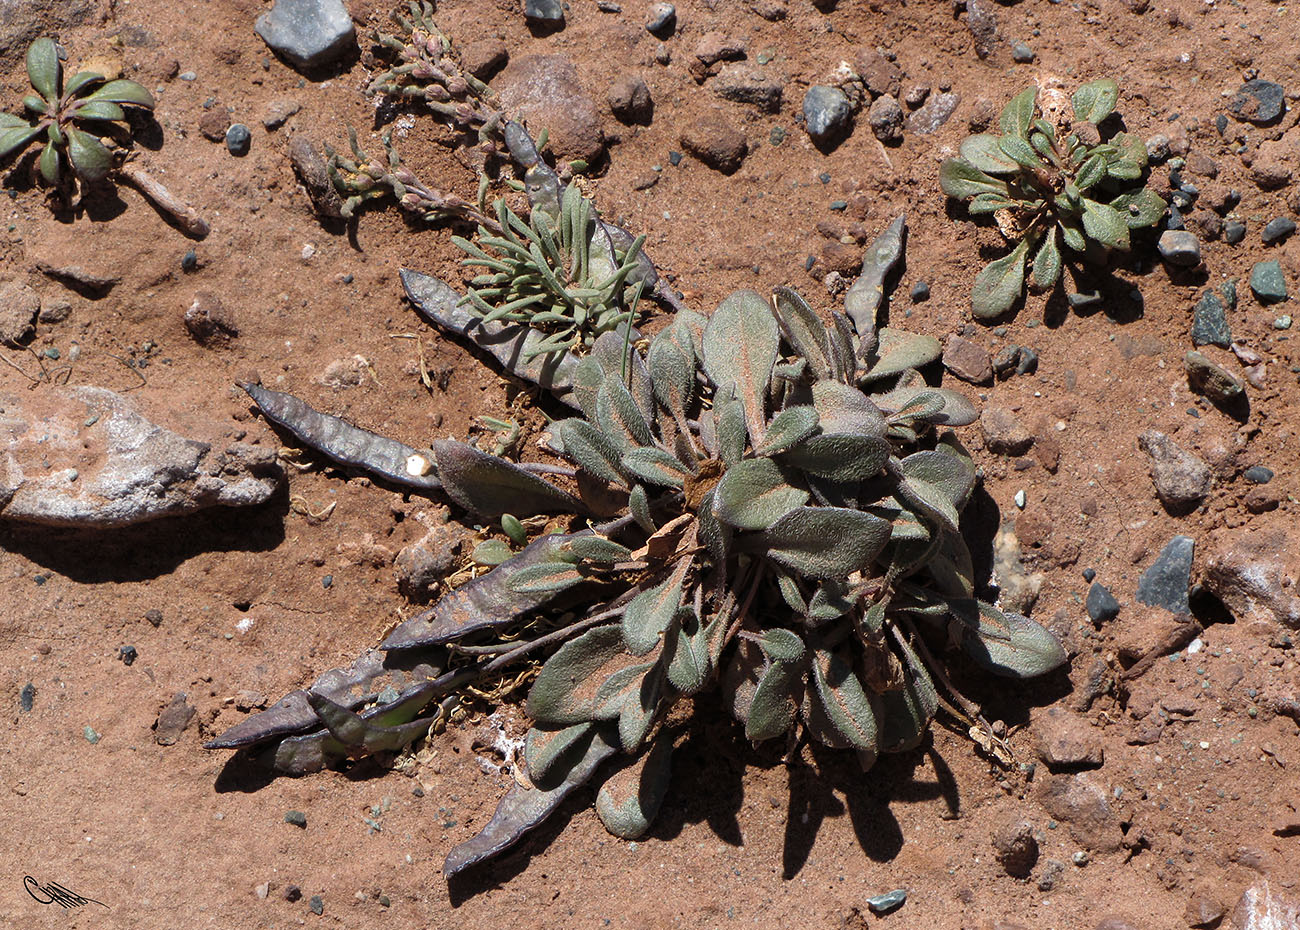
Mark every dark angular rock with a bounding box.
[1224,221,1247,244]
[1250,260,1288,304]
[1157,229,1201,266]
[1135,535,1195,614]
[524,0,564,23]
[1228,79,1285,125]
[1085,583,1120,623]
[1190,289,1231,348]
[714,65,783,113]
[1261,217,1296,245]
[1243,465,1274,484]
[645,2,676,36]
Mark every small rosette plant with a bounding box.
[0,38,154,185]
[940,79,1165,319]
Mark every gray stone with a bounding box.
[1261,216,1296,245]
[713,65,783,113]
[944,335,993,384]
[255,0,356,71]
[0,386,282,527]
[38,297,72,324]
[867,94,904,143]
[1067,291,1103,310]
[907,91,959,135]
[965,0,998,59]
[19,682,34,712]
[1135,535,1194,614]
[1036,859,1065,892]
[1185,350,1244,404]
[980,407,1032,456]
[1011,41,1035,62]
[154,693,196,746]
[1224,221,1247,244]
[1251,260,1288,303]
[1190,289,1231,347]
[645,2,675,35]
[993,521,1043,615]
[1137,429,1211,508]
[608,73,653,124]
[1157,229,1201,266]
[1244,465,1274,484]
[525,0,564,22]
[1228,80,1285,125]
[225,123,252,156]
[1085,583,1120,623]
[497,56,604,165]
[992,818,1039,878]
[802,85,852,145]
[0,280,39,344]
[1203,529,1300,628]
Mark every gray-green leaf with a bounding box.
[703,289,779,445]
[595,737,672,839]
[970,240,1028,320]
[809,646,879,752]
[749,506,891,579]
[433,439,585,517]
[754,405,820,456]
[623,560,691,655]
[998,85,1038,139]
[1071,78,1118,124]
[939,158,1010,200]
[1081,198,1130,250]
[712,457,808,531]
[25,38,59,103]
[960,133,1022,174]
[960,602,1068,678]
[1031,230,1062,290]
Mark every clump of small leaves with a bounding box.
[451,183,648,360]
[0,38,154,187]
[211,212,1067,878]
[940,79,1165,319]
[367,1,500,131]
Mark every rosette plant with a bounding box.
[940,79,1165,319]
[210,193,1067,877]
[0,38,155,186]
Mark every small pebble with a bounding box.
[84,725,101,744]
[1011,41,1035,62]
[1243,465,1274,484]
[1082,568,1096,582]
[1250,260,1288,304]
[309,894,324,916]
[285,810,308,828]
[225,123,251,156]
[284,885,302,902]
[867,889,907,914]
[179,70,197,81]
[1085,583,1121,623]
[1014,489,1027,509]
[1261,217,1296,245]
[20,682,35,712]
[1157,230,1201,266]
[645,2,675,35]
[1067,291,1103,310]
[1227,79,1285,124]
[1274,315,1292,330]
[321,574,333,588]
[145,608,164,627]
[1224,221,1247,245]
[802,85,853,146]
[668,150,683,166]
[181,249,198,272]
[910,281,930,302]
[118,645,138,666]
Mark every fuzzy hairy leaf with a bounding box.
[1109,188,1165,228]
[62,70,103,97]
[749,506,891,579]
[755,627,806,664]
[862,328,943,382]
[527,625,627,724]
[71,99,125,122]
[1031,229,1063,290]
[433,439,584,517]
[595,737,673,839]
[959,133,1022,175]
[970,239,1028,320]
[960,602,1068,678]
[618,668,662,752]
[746,655,803,741]
[755,405,820,456]
[621,445,692,488]
[666,609,710,694]
[998,85,1038,138]
[67,128,111,181]
[563,535,633,563]
[84,78,155,108]
[772,287,832,380]
[556,417,626,486]
[872,384,978,427]
[596,378,654,451]
[506,560,588,594]
[1075,153,1107,191]
[648,324,696,425]
[0,124,42,159]
[813,381,889,436]
[525,721,596,789]
[808,581,857,623]
[1080,199,1130,250]
[809,646,879,752]
[715,388,748,467]
[781,433,889,482]
[712,457,808,531]
[593,661,659,719]
[623,560,690,655]
[26,38,59,103]
[896,449,975,531]
[877,639,938,753]
[997,133,1042,170]
[968,191,1017,215]
[1071,78,1118,124]
[703,289,779,445]
[939,158,1009,200]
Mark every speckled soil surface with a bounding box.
[3,1,1300,928]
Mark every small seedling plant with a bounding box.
[940,79,1165,319]
[0,38,154,187]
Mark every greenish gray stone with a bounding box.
[1190,290,1231,348]
[1250,260,1288,304]
[1136,535,1195,614]
[1185,351,1244,404]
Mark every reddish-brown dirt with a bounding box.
[3,1,1299,928]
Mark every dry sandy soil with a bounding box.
[3,0,1300,928]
